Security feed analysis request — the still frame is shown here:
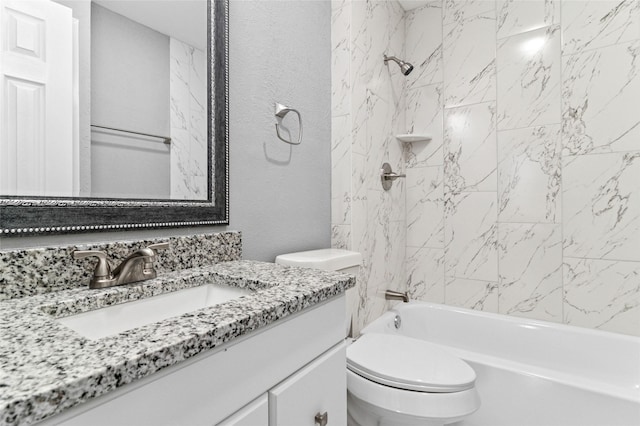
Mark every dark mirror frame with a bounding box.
[0,0,229,237]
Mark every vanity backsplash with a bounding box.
[0,231,242,301]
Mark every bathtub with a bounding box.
[360,302,640,426]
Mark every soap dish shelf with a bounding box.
[396,134,432,143]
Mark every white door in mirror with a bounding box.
[0,0,77,196]
[56,284,251,340]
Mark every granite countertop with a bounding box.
[0,260,355,426]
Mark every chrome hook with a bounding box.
[274,102,303,145]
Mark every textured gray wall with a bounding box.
[91,3,170,135]
[91,4,171,199]
[226,0,331,260]
[0,1,332,263]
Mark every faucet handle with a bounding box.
[72,250,116,288]
[147,242,169,253]
[142,242,169,270]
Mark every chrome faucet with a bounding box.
[385,289,409,303]
[73,242,169,289]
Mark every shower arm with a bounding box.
[383,54,414,76]
[383,55,399,64]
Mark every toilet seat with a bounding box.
[346,333,480,424]
[347,369,480,424]
[347,333,476,393]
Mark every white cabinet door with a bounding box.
[269,343,346,426]
[218,394,268,426]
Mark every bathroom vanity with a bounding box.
[40,295,346,426]
[0,233,353,426]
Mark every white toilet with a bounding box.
[275,249,480,426]
[347,332,479,426]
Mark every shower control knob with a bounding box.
[380,162,406,191]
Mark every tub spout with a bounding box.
[385,290,409,303]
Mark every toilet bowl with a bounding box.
[275,249,479,426]
[347,333,480,426]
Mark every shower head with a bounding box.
[384,55,414,76]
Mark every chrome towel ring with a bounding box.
[274,102,303,145]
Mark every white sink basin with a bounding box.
[56,284,251,340]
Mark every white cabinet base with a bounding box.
[40,296,346,426]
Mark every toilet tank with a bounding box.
[275,249,362,274]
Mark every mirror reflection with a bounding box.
[0,0,209,200]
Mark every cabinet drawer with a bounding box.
[218,394,268,426]
[269,343,346,426]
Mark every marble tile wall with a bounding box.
[169,38,208,200]
[402,0,639,336]
[333,0,639,337]
[331,0,407,334]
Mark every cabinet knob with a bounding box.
[314,411,328,426]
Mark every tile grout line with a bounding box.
[563,256,640,264]
[494,0,500,316]
[559,0,565,327]
[496,122,563,133]
[561,37,640,58]
[441,0,447,306]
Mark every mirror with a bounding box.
[0,0,228,235]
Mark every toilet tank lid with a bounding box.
[275,249,362,271]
